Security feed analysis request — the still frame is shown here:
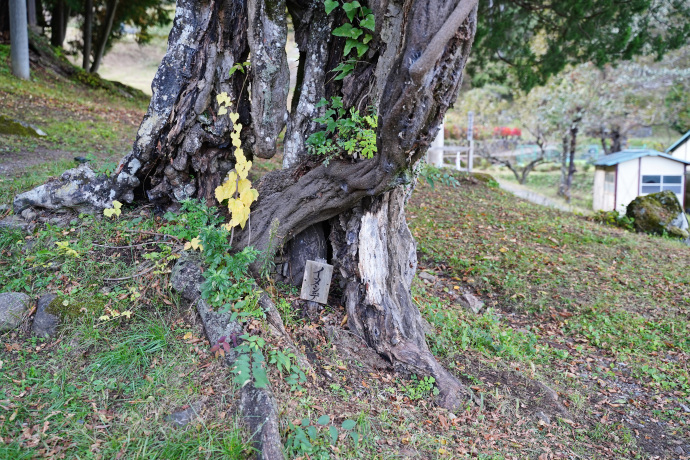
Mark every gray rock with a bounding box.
[536,411,551,425]
[418,271,437,282]
[458,293,484,314]
[0,215,31,232]
[675,446,684,455]
[0,115,47,137]
[166,404,202,428]
[170,253,205,302]
[32,294,59,338]
[0,292,32,331]
[20,208,37,221]
[680,403,690,413]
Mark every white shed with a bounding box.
[667,131,690,207]
[592,149,689,213]
[666,130,690,162]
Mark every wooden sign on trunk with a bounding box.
[300,260,333,305]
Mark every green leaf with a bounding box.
[362,33,372,44]
[324,0,339,14]
[333,62,355,80]
[341,419,356,430]
[350,431,359,447]
[344,38,368,57]
[332,23,363,39]
[252,360,269,388]
[329,426,339,445]
[301,418,310,427]
[360,13,375,31]
[317,415,330,425]
[342,1,361,21]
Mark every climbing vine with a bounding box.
[325,0,375,80]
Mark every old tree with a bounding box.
[12,0,690,425]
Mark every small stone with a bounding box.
[165,405,201,428]
[675,447,684,455]
[418,271,437,282]
[458,293,484,314]
[32,294,60,338]
[0,292,32,331]
[680,403,690,413]
[21,208,37,221]
[536,411,551,425]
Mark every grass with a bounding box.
[0,43,147,172]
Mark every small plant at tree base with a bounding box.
[402,375,439,400]
[306,96,377,165]
[284,414,360,459]
[229,334,307,391]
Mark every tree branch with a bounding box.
[409,0,478,83]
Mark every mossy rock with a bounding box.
[626,191,690,239]
[471,172,496,184]
[0,115,47,137]
[45,296,106,320]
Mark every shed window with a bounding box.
[640,175,683,195]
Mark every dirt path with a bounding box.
[497,178,590,214]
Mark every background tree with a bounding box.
[14,0,690,409]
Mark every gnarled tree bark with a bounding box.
[15,0,478,411]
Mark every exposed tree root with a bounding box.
[170,255,285,459]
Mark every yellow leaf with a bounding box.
[216,92,232,107]
[232,138,241,148]
[218,106,228,116]
[190,237,204,251]
[121,311,132,319]
[183,332,193,340]
[236,159,251,180]
[215,172,238,202]
[98,315,110,321]
[234,122,243,132]
[239,188,258,208]
[103,201,122,218]
[499,247,508,253]
[237,178,252,196]
[229,112,240,124]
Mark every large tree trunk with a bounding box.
[14,0,479,410]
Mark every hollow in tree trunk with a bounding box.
[14,0,479,410]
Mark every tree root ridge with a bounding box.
[170,255,285,459]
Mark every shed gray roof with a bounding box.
[593,149,690,167]
[666,130,690,154]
